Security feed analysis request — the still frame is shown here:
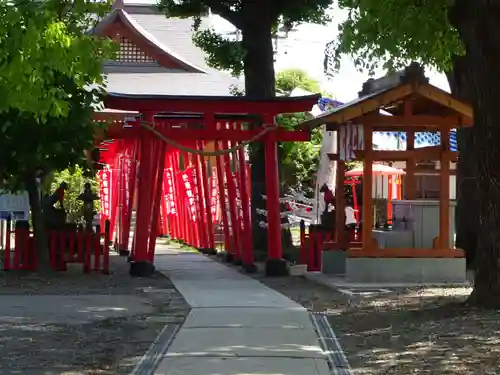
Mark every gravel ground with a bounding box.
[0,254,190,375]
[253,272,500,375]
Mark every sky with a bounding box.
[209,7,450,102]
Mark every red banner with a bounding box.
[181,167,197,222]
[210,166,219,223]
[164,168,176,216]
[233,172,244,230]
[98,167,111,218]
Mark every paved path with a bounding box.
[153,245,330,375]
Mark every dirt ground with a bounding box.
[0,254,190,375]
[253,273,500,375]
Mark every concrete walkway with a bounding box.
[153,245,330,375]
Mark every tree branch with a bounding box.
[204,0,242,29]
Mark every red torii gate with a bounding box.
[94,93,319,276]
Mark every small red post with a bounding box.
[103,220,110,274]
[68,229,76,262]
[299,220,307,264]
[94,225,101,272]
[30,232,37,271]
[84,230,92,273]
[77,225,84,262]
[13,227,21,270]
[314,231,323,272]
[3,218,11,271]
[308,229,315,271]
[58,230,66,271]
[22,228,29,270]
[49,230,57,270]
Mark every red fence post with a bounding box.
[49,230,57,270]
[314,231,323,272]
[308,228,315,271]
[22,227,29,270]
[77,225,84,263]
[94,224,101,272]
[3,218,11,270]
[58,230,67,271]
[103,220,110,274]
[299,220,307,265]
[84,230,92,273]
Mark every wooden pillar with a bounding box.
[362,123,373,251]
[405,100,416,199]
[147,140,166,261]
[130,113,156,276]
[215,140,231,253]
[264,115,287,276]
[406,131,416,199]
[439,126,451,249]
[199,141,215,251]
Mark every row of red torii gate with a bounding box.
[94,93,319,276]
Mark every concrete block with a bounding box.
[346,257,466,284]
[322,250,346,275]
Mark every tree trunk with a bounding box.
[25,171,51,272]
[446,57,478,269]
[450,0,500,307]
[241,3,292,251]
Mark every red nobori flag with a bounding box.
[164,168,177,216]
[181,167,197,222]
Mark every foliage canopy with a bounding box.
[324,0,464,75]
[159,0,333,77]
[0,0,116,191]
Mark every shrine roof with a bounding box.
[94,4,241,96]
[298,63,472,130]
[104,92,321,113]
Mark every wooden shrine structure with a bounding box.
[299,63,473,283]
[94,93,319,276]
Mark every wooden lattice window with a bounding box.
[114,36,158,64]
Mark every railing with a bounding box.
[2,219,110,274]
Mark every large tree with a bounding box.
[276,69,322,196]
[159,0,332,251]
[326,0,500,307]
[0,0,115,270]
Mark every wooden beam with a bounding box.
[417,84,473,121]
[359,114,461,129]
[328,148,458,162]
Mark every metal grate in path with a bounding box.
[310,312,353,375]
[130,324,179,375]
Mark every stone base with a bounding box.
[199,248,217,255]
[129,261,156,277]
[119,249,130,257]
[346,257,466,284]
[322,250,347,275]
[242,263,258,274]
[265,258,289,277]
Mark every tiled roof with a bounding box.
[103,9,241,96]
